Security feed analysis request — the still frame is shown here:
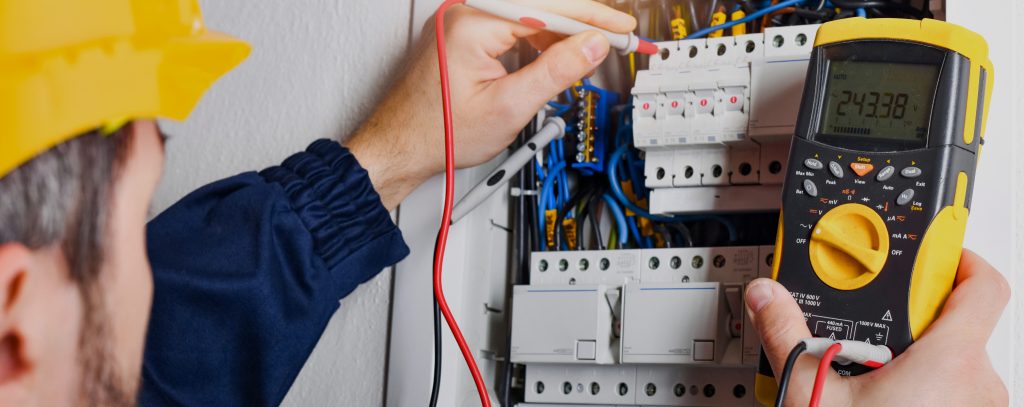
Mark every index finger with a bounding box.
[917,249,1010,345]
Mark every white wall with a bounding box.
[153,1,413,405]
[946,1,1021,402]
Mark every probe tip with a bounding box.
[636,40,659,55]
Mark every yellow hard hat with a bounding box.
[0,0,251,178]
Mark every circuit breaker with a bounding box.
[632,25,820,214]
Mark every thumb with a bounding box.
[745,278,813,375]
[491,31,610,117]
[746,279,852,407]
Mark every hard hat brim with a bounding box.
[0,31,251,178]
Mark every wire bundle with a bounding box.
[615,0,935,41]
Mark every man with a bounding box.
[0,1,1007,407]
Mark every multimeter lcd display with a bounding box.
[820,61,939,146]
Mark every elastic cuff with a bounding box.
[259,139,407,270]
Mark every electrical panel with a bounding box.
[386,3,971,407]
[631,25,820,214]
[512,246,774,406]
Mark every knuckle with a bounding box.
[542,54,579,89]
[758,320,795,353]
[988,272,1011,306]
[982,379,1009,406]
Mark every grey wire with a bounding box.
[707,0,720,27]
[687,0,701,31]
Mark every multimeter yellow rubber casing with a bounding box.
[756,18,993,404]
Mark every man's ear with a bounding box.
[0,243,30,384]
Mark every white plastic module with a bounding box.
[631,25,819,214]
[743,246,776,365]
[518,247,774,406]
[529,249,642,286]
[620,283,729,364]
[511,285,617,365]
[525,362,758,406]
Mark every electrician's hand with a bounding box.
[746,249,1009,407]
[346,0,635,210]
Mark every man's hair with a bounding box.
[0,127,137,406]
[0,128,132,286]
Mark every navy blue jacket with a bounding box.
[139,140,410,406]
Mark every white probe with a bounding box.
[802,338,893,368]
[464,0,659,55]
[451,117,566,223]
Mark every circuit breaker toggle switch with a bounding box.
[664,92,687,116]
[809,203,890,291]
[692,90,716,115]
[722,87,746,112]
[636,94,657,118]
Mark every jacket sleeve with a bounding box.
[138,140,410,406]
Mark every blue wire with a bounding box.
[547,101,570,115]
[548,145,558,211]
[607,144,739,242]
[686,0,807,39]
[855,8,867,17]
[538,161,567,251]
[601,194,629,246]
[556,139,569,205]
[628,217,645,248]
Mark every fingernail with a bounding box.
[745,280,774,313]
[581,33,609,65]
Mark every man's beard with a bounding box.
[77,283,137,407]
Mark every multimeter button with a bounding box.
[829,161,844,178]
[803,179,819,197]
[876,166,896,182]
[804,158,824,170]
[897,189,915,206]
[850,163,874,177]
[901,167,922,178]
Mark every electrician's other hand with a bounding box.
[346,0,635,210]
[746,249,1009,407]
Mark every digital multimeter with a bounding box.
[756,18,993,402]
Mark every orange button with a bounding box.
[850,163,874,177]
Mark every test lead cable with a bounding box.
[809,342,842,407]
[775,338,893,407]
[431,0,654,404]
[774,341,807,407]
[432,1,490,406]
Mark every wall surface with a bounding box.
[152,0,413,405]
[946,1,1020,402]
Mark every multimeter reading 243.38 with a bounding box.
[761,17,994,386]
